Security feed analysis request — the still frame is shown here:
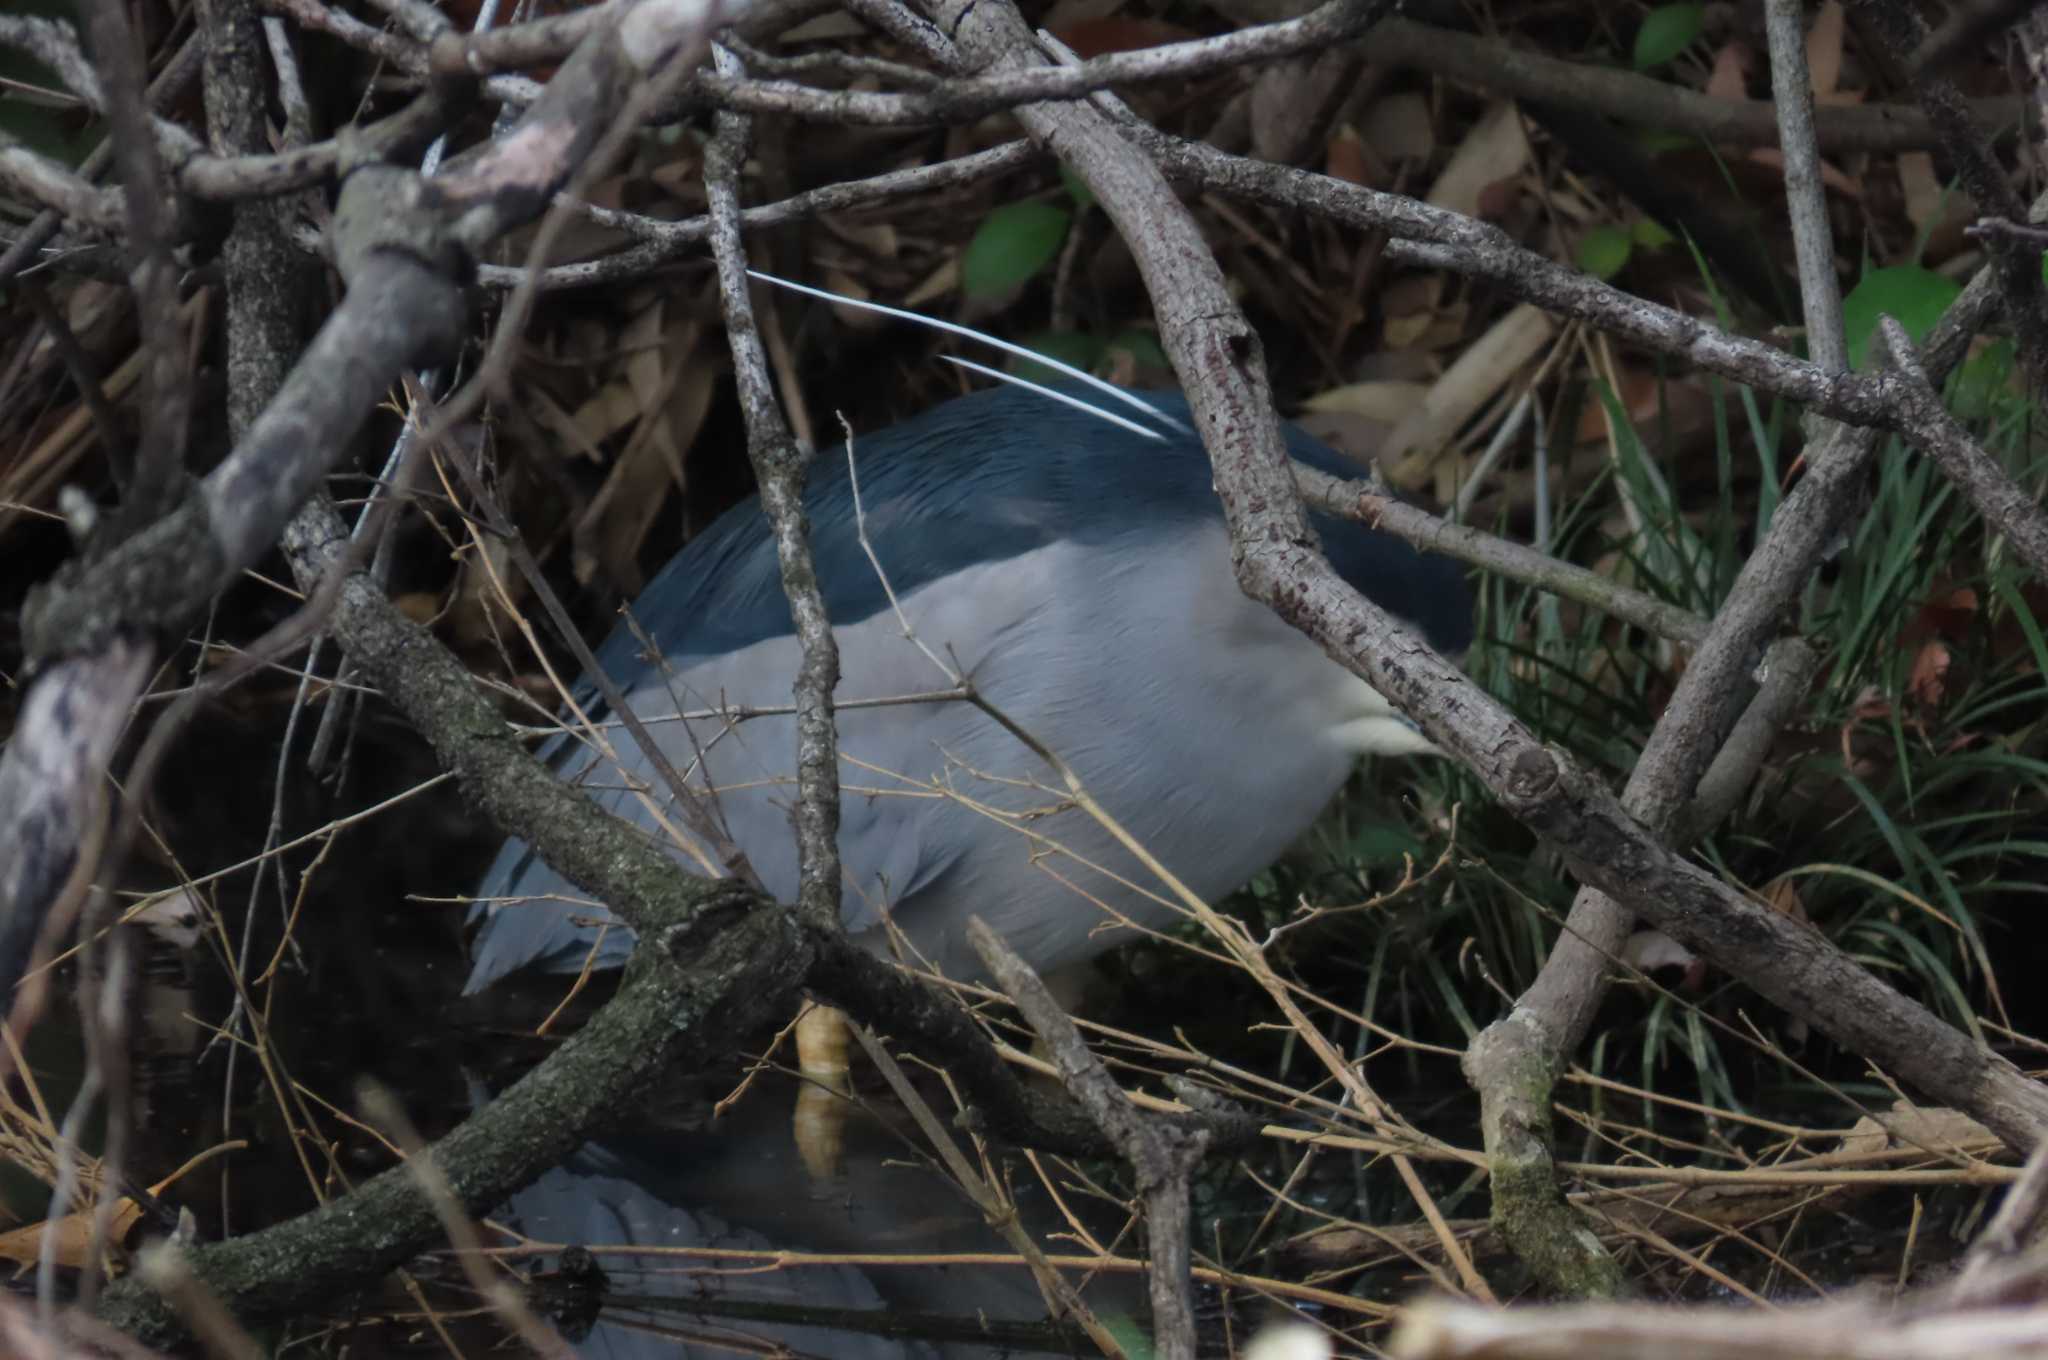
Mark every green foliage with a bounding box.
[1840,265,1963,369]
[1058,163,1097,209]
[1951,339,2017,422]
[1013,330,1104,382]
[1632,2,1704,70]
[1100,1315,1155,1360]
[961,200,1071,300]
[1228,302,2048,1135]
[1105,328,1169,370]
[1577,226,1634,281]
[1011,329,1168,384]
[1631,217,1676,249]
[1577,220,1676,282]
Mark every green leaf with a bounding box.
[961,200,1071,300]
[1104,329,1169,369]
[1010,330,1104,384]
[1350,822,1424,862]
[1634,129,1697,156]
[1576,225,1634,280]
[1951,337,2014,421]
[1101,1315,1155,1360]
[1841,265,1963,369]
[1633,2,1703,69]
[1057,163,1096,209]
[1630,216,1676,249]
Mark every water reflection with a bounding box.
[489,1075,1143,1358]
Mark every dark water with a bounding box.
[475,1080,1147,1358]
[13,904,1190,1358]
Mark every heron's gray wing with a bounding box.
[462,718,662,991]
[463,624,976,993]
[465,381,1474,993]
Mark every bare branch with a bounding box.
[1850,0,2048,393]
[1292,469,1711,646]
[971,918,1214,1360]
[1765,0,1848,375]
[0,644,153,1009]
[0,32,200,288]
[1881,317,2048,581]
[1369,14,2025,155]
[703,41,842,929]
[0,140,124,232]
[476,139,1038,290]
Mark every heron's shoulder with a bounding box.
[613,386,1214,665]
[598,383,1473,666]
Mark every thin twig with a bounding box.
[969,919,1214,1360]
[846,1021,1129,1358]
[1879,317,2048,580]
[1765,0,1847,376]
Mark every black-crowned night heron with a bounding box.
[464,381,1472,996]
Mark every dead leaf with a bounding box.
[821,217,900,260]
[1836,1115,1891,1160]
[1913,584,1980,645]
[452,533,517,650]
[1425,102,1530,222]
[1747,146,1861,199]
[566,380,651,454]
[1302,380,1432,425]
[1705,41,1752,101]
[1379,273,1444,351]
[574,315,704,594]
[1473,176,1521,221]
[1361,93,1434,163]
[1908,638,1953,710]
[0,1141,242,1273]
[1382,303,1557,474]
[0,1201,145,1273]
[1050,16,1194,57]
[1761,876,1809,926]
[820,268,891,329]
[1850,1104,1996,1158]
[1806,2,1845,98]
[1324,125,1377,187]
[903,258,958,310]
[1898,152,1943,235]
[395,592,441,624]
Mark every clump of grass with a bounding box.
[1238,343,2047,1133]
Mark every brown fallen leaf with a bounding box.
[0,1139,243,1275]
